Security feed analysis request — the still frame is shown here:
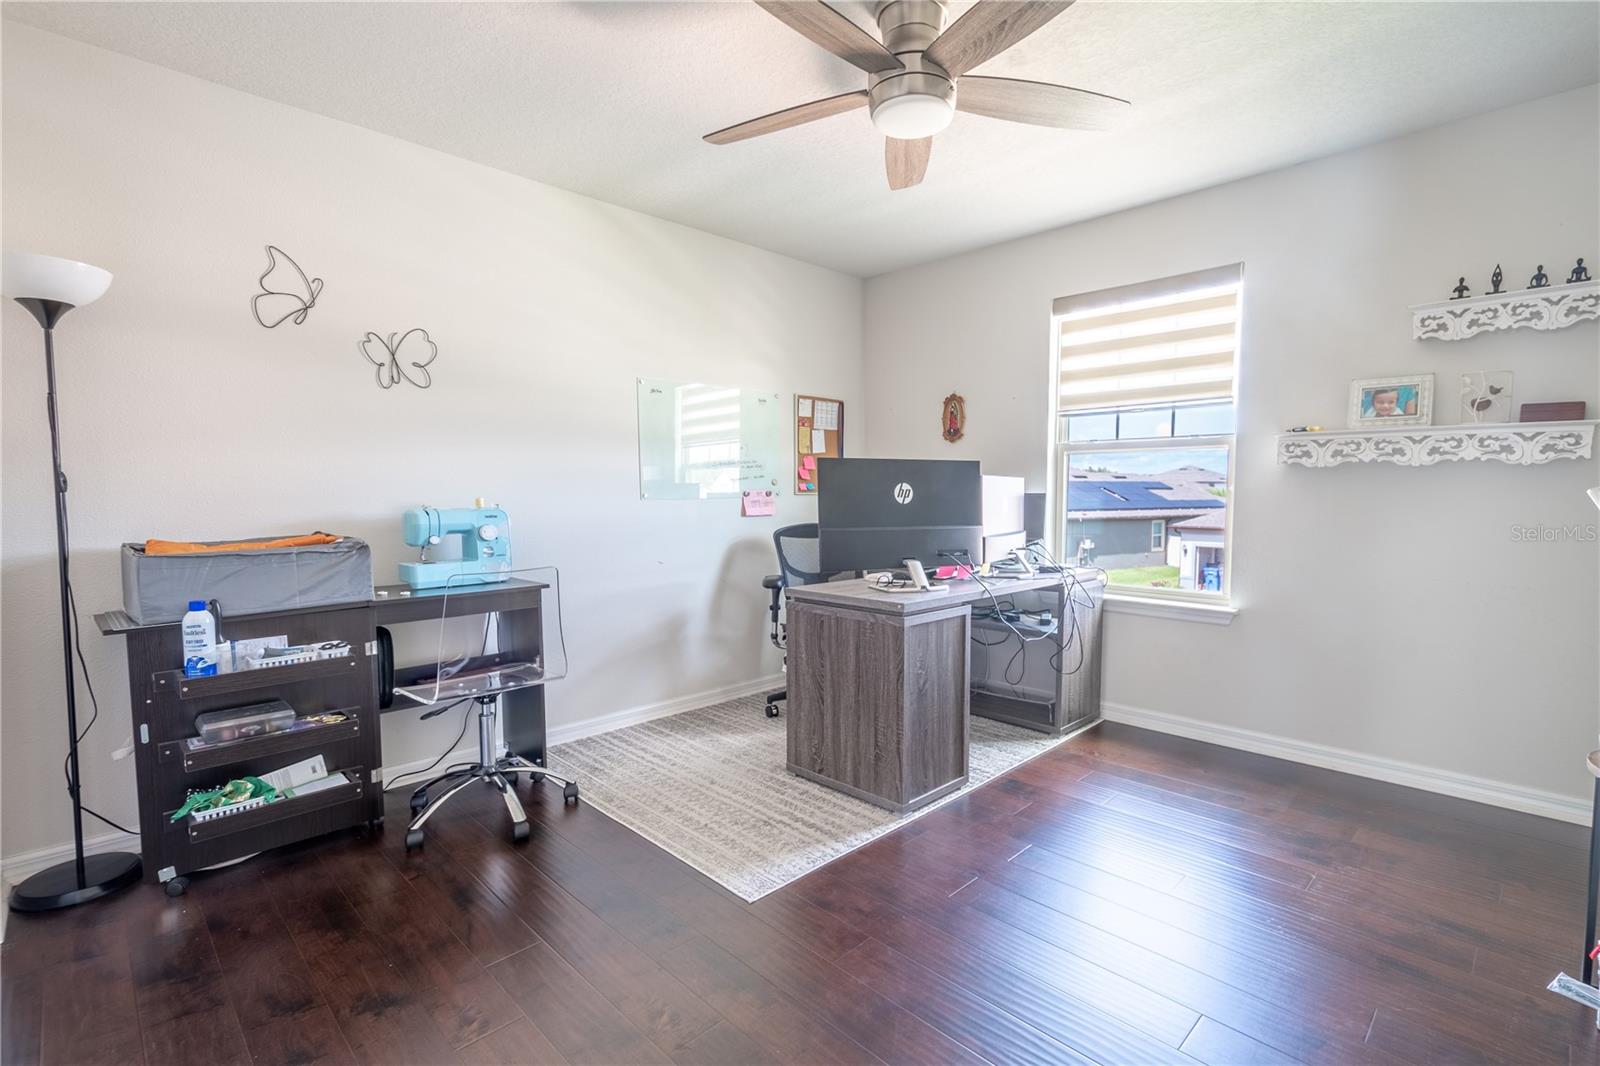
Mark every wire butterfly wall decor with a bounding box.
[250,245,323,328]
[360,328,438,390]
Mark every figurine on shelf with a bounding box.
[1488,264,1504,294]
[1569,258,1591,284]
[1529,265,1550,288]
[1451,277,1471,300]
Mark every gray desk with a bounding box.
[784,571,1104,812]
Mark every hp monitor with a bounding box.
[817,458,983,573]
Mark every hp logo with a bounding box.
[892,482,914,505]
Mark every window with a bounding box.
[1051,265,1240,600]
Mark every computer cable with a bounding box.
[1034,543,1087,676]
[943,550,1050,687]
[56,504,137,837]
[1026,540,1104,676]
[383,696,474,792]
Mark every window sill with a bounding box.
[1102,593,1237,626]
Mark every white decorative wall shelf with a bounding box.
[1277,421,1597,468]
[1411,281,1599,341]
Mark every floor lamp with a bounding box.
[3,251,142,911]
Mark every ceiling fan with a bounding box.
[704,0,1129,190]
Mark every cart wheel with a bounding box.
[369,816,385,829]
[765,703,781,718]
[164,876,189,898]
[409,790,428,813]
[405,828,425,850]
[563,782,580,805]
[511,821,530,844]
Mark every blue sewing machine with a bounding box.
[399,500,513,590]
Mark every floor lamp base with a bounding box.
[8,851,142,912]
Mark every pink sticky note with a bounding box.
[800,454,816,473]
[742,491,776,517]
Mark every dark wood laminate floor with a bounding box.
[4,722,1594,1065]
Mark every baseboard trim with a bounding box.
[1101,701,1592,826]
[1,829,142,891]
[546,674,786,747]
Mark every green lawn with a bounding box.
[1106,565,1180,589]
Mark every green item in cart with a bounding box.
[169,776,278,821]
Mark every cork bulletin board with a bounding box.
[794,394,844,493]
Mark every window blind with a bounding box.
[1055,266,1241,413]
[676,385,741,446]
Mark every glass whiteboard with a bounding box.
[638,379,785,500]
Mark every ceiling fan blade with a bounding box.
[924,0,1074,78]
[885,137,932,190]
[704,91,870,145]
[754,1,904,74]
[957,76,1129,130]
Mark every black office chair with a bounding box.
[762,523,822,718]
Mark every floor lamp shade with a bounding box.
[5,248,141,911]
[2,251,113,307]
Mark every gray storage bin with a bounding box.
[120,535,373,624]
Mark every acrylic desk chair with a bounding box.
[387,566,578,850]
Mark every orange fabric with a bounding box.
[143,533,341,556]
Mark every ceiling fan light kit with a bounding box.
[709,0,1127,189]
[868,1,956,140]
[871,84,955,139]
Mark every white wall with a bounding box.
[864,85,1600,809]
[1,26,863,861]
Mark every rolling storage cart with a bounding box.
[98,577,567,894]
[97,600,383,896]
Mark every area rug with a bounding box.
[546,693,1080,901]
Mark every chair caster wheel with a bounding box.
[563,782,580,805]
[409,791,428,813]
[530,772,545,785]
[369,816,385,829]
[765,704,781,718]
[511,821,530,844]
[163,876,189,898]
[405,829,425,850]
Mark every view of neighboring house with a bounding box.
[1064,466,1227,590]
[1168,508,1226,590]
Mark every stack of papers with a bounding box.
[264,754,351,798]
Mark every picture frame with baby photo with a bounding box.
[1349,374,1433,428]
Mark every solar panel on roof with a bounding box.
[1066,480,1224,513]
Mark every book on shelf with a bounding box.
[281,773,350,799]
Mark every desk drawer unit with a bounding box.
[785,599,970,813]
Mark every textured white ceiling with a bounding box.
[6,1,1597,276]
